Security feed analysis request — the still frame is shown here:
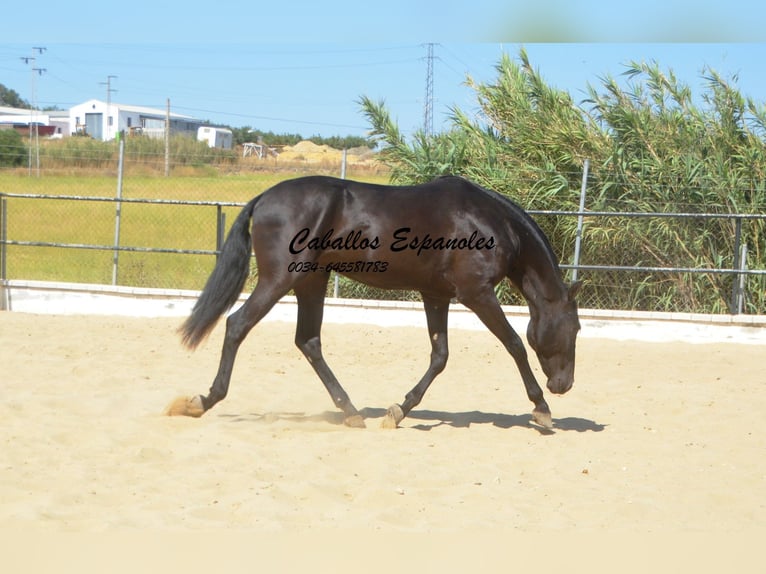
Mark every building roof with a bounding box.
[74,99,196,121]
[0,105,31,116]
[0,106,69,118]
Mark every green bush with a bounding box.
[41,136,113,168]
[0,130,27,167]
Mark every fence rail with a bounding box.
[0,192,235,257]
[531,209,766,276]
[1,192,764,314]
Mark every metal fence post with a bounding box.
[111,138,125,285]
[333,150,348,298]
[0,196,6,281]
[729,217,743,314]
[0,196,7,310]
[735,243,748,314]
[216,205,225,261]
[571,158,589,283]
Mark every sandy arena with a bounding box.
[1,307,764,568]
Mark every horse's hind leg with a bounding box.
[460,289,552,429]
[382,295,450,429]
[190,281,288,416]
[294,272,365,428]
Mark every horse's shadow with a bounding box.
[406,410,605,433]
[220,407,605,434]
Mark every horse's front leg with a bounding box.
[460,290,552,429]
[382,295,450,429]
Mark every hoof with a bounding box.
[532,407,553,429]
[344,414,366,428]
[164,395,205,418]
[381,404,404,429]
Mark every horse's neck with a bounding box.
[520,266,566,312]
[514,223,567,306]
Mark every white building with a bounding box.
[197,126,233,149]
[0,106,69,137]
[1,101,229,145]
[69,100,203,141]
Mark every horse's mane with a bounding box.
[347,174,562,275]
[443,176,562,273]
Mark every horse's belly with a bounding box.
[335,259,456,294]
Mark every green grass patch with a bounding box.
[1,171,391,290]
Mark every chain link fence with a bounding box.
[2,134,766,313]
[531,210,766,314]
[2,188,764,314]
[0,193,227,289]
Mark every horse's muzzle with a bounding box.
[547,377,573,394]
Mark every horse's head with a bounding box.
[526,281,582,395]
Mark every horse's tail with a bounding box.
[178,195,261,349]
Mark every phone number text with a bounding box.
[287,261,389,273]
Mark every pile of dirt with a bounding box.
[277,140,378,168]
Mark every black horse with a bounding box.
[167,175,582,429]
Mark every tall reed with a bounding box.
[361,49,766,313]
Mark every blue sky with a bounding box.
[2,1,766,140]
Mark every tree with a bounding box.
[0,84,30,108]
[359,96,467,183]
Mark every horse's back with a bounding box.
[258,175,507,216]
[251,174,535,256]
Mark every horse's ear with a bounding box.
[568,280,583,301]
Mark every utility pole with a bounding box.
[165,98,170,177]
[100,75,117,140]
[21,46,46,176]
[423,43,435,138]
